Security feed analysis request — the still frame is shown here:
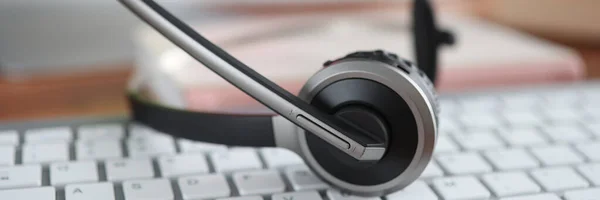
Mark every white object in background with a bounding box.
[132,12,584,111]
[0,1,137,77]
[0,0,230,78]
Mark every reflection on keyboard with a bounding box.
[1,83,600,200]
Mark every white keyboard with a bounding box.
[1,82,600,200]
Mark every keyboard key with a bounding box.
[0,130,19,145]
[386,181,437,200]
[530,167,589,192]
[439,100,459,115]
[0,164,42,189]
[157,154,208,177]
[530,145,584,166]
[500,193,561,200]
[586,122,600,136]
[420,162,444,179]
[50,161,98,186]
[272,191,323,200]
[564,188,600,200]
[481,172,541,197]
[233,170,285,196]
[0,145,15,166]
[542,125,592,143]
[451,131,505,150]
[75,140,123,160]
[129,123,154,134]
[434,135,459,154]
[461,96,501,111]
[328,190,381,200]
[25,126,72,143]
[218,197,263,200]
[498,128,548,147]
[432,176,491,200]
[543,108,582,122]
[178,139,228,153]
[285,166,329,191]
[503,111,543,127]
[483,149,539,170]
[439,119,461,134]
[0,186,55,200]
[105,159,154,181]
[65,182,115,200]
[260,148,303,169]
[123,179,174,200]
[77,124,124,141]
[576,163,600,186]
[128,127,173,140]
[127,137,176,158]
[543,90,580,106]
[210,149,262,173]
[436,152,492,175]
[22,142,69,164]
[574,142,600,161]
[502,94,540,110]
[178,174,231,200]
[460,113,503,129]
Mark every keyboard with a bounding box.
[1,82,599,200]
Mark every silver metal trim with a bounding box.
[119,0,384,161]
[272,115,302,154]
[297,60,437,197]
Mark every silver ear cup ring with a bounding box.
[296,56,438,197]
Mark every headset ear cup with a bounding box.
[296,51,438,197]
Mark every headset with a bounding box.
[120,0,454,197]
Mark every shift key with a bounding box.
[0,164,42,189]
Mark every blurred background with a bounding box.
[1,0,599,121]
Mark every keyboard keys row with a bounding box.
[1,173,598,200]
[403,165,600,200]
[434,144,600,176]
[10,124,125,145]
[1,140,304,170]
[13,140,591,187]
[0,123,149,145]
[437,125,599,153]
[1,162,599,200]
[0,184,385,200]
[439,109,599,135]
[0,160,328,191]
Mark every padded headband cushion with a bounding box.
[127,92,276,147]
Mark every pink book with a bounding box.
[133,12,584,113]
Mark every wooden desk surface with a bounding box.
[0,65,132,121]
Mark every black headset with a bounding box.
[121,0,453,197]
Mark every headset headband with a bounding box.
[121,0,452,161]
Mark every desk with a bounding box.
[0,65,132,121]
